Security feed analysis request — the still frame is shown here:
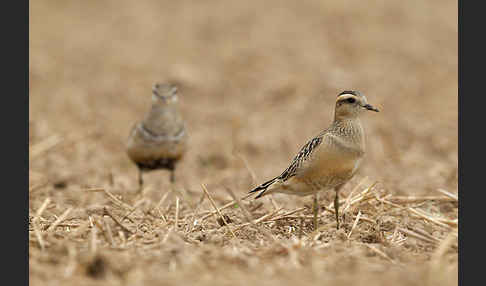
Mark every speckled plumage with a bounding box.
[249,90,379,229]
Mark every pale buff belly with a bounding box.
[126,127,187,163]
[281,153,363,196]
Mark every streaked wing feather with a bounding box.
[278,135,323,181]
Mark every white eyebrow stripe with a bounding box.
[336,94,357,101]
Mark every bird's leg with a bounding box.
[334,192,339,229]
[334,184,344,229]
[138,168,144,191]
[170,169,175,184]
[313,193,319,231]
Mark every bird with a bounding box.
[249,90,379,229]
[126,83,187,189]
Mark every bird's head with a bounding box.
[334,90,379,119]
[152,83,179,104]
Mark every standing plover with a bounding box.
[126,83,187,188]
[249,90,378,229]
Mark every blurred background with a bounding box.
[30,0,457,206]
[29,1,458,285]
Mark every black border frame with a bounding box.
[20,1,466,285]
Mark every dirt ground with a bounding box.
[29,1,458,285]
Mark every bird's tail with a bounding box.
[249,177,279,199]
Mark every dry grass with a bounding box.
[29,0,457,285]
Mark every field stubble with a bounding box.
[30,0,457,285]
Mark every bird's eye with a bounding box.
[346,98,356,103]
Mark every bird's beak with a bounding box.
[363,104,379,112]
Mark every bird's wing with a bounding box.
[249,131,327,198]
[277,134,324,181]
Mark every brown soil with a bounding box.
[29,1,458,285]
